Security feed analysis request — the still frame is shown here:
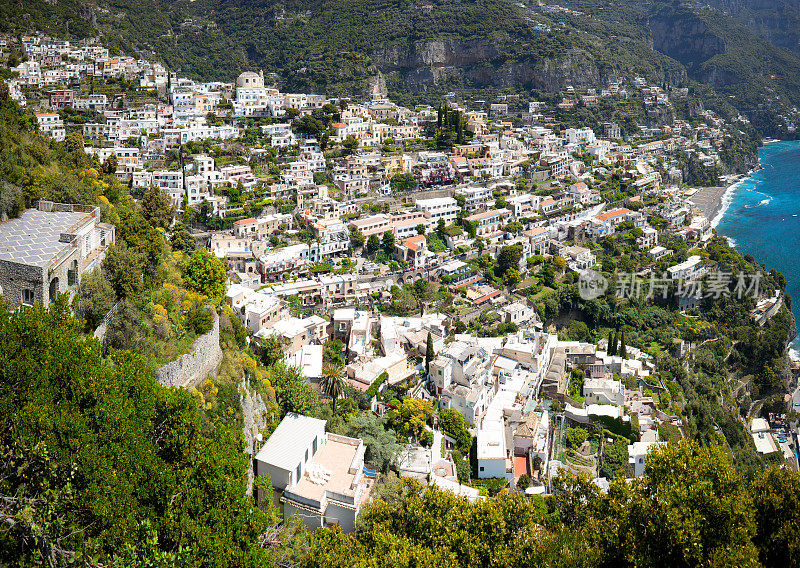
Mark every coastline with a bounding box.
[709,174,748,230]
[709,139,786,229]
[712,139,800,361]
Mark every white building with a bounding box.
[415,197,459,226]
[455,186,492,211]
[561,246,596,271]
[255,413,371,533]
[583,378,624,406]
[667,255,704,281]
[627,440,663,478]
[35,113,65,141]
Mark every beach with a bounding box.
[715,140,800,358]
[687,183,737,226]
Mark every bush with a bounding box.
[186,305,214,335]
[365,371,388,399]
[565,426,589,449]
[451,449,471,483]
[469,477,508,496]
[658,422,682,442]
[420,429,434,447]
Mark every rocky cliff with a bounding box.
[648,9,727,68]
[702,0,800,54]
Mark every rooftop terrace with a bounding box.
[0,208,89,267]
[285,434,369,510]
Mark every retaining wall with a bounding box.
[156,308,223,388]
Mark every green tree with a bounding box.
[323,338,345,367]
[387,399,433,443]
[183,247,227,300]
[438,408,471,454]
[342,135,359,152]
[619,329,627,359]
[390,173,418,192]
[72,268,116,330]
[104,298,146,352]
[599,438,628,478]
[102,153,118,175]
[497,244,523,276]
[565,426,588,449]
[268,362,321,417]
[349,226,365,248]
[382,230,395,254]
[0,300,274,566]
[260,335,288,368]
[366,234,381,254]
[616,441,759,567]
[170,222,196,252]
[504,268,521,287]
[751,466,800,567]
[320,364,347,416]
[343,414,401,473]
[416,224,426,235]
[425,331,435,377]
[117,207,165,273]
[102,242,144,299]
[141,186,173,230]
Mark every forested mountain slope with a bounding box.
[3,0,800,129]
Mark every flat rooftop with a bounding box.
[0,209,88,267]
[289,436,360,503]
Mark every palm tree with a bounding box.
[321,364,347,416]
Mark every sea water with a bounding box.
[716,140,800,357]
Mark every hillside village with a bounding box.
[1,32,798,535]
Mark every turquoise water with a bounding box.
[716,140,800,355]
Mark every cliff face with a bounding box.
[702,0,800,54]
[648,9,727,68]
[374,40,644,92]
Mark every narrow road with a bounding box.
[429,426,443,462]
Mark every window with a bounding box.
[479,466,484,472]
[296,464,301,483]
[67,260,78,286]
[22,289,35,306]
[312,437,317,454]
[305,449,309,463]
[48,278,59,303]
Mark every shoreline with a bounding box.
[710,139,793,231]
[713,139,800,361]
[709,173,749,230]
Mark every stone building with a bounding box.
[0,201,114,309]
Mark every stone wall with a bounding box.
[0,260,47,309]
[156,308,223,388]
[240,378,270,495]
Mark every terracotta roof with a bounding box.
[595,208,631,222]
[465,208,509,221]
[524,227,549,238]
[234,218,258,225]
[402,234,426,251]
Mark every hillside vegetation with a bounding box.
[4,0,800,135]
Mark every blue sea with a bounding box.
[716,140,800,357]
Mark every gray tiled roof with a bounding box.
[0,209,86,267]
